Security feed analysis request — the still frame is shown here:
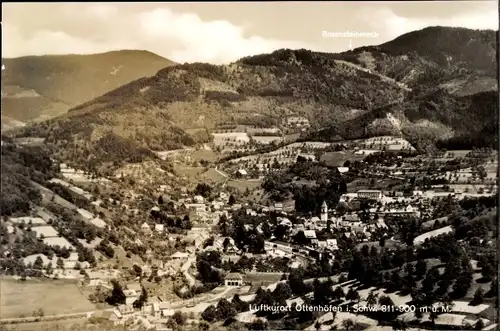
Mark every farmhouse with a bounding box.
[236,169,248,178]
[117,304,135,317]
[304,230,317,240]
[124,289,140,305]
[225,272,244,287]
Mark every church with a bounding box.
[320,200,328,222]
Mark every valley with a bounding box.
[0,23,498,331]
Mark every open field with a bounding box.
[355,239,403,251]
[320,151,366,167]
[226,141,330,165]
[190,149,218,162]
[0,278,95,319]
[226,179,262,192]
[252,136,283,144]
[31,182,78,210]
[355,136,416,151]
[413,226,454,246]
[3,317,89,331]
[347,178,404,193]
[212,132,250,147]
[199,168,228,184]
[173,165,205,179]
[98,245,144,269]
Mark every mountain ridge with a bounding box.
[12,26,498,167]
[1,50,175,126]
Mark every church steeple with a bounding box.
[320,200,328,222]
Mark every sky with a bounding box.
[2,1,498,64]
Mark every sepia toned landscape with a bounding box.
[1,2,498,331]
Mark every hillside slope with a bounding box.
[1,50,175,124]
[335,27,497,86]
[14,27,498,166]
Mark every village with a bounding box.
[1,126,498,331]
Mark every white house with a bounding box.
[326,239,339,250]
[225,272,243,287]
[123,290,139,306]
[155,224,165,233]
[237,169,248,177]
[193,195,205,204]
[304,230,317,240]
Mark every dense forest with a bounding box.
[1,143,58,215]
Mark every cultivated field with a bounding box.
[3,317,90,331]
[0,279,95,319]
[227,141,329,164]
[252,136,283,144]
[31,182,78,211]
[320,151,366,167]
[355,136,416,151]
[212,132,250,147]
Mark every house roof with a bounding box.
[326,239,338,246]
[304,230,316,239]
[225,272,243,280]
[159,302,171,310]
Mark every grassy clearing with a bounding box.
[174,165,205,179]
[31,182,78,211]
[355,239,404,252]
[199,168,227,184]
[0,278,95,319]
[190,150,218,162]
[347,178,404,193]
[227,179,262,192]
[97,245,144,269]
[4,318,90,331]
[320,151,365,167]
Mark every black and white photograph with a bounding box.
[0,2,499,331]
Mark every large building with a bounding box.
[357,190,383,200]
[225,273,243,287]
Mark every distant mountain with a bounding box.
[333,26,497,93]
[15,26,498,166]
[1,50,175,125]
